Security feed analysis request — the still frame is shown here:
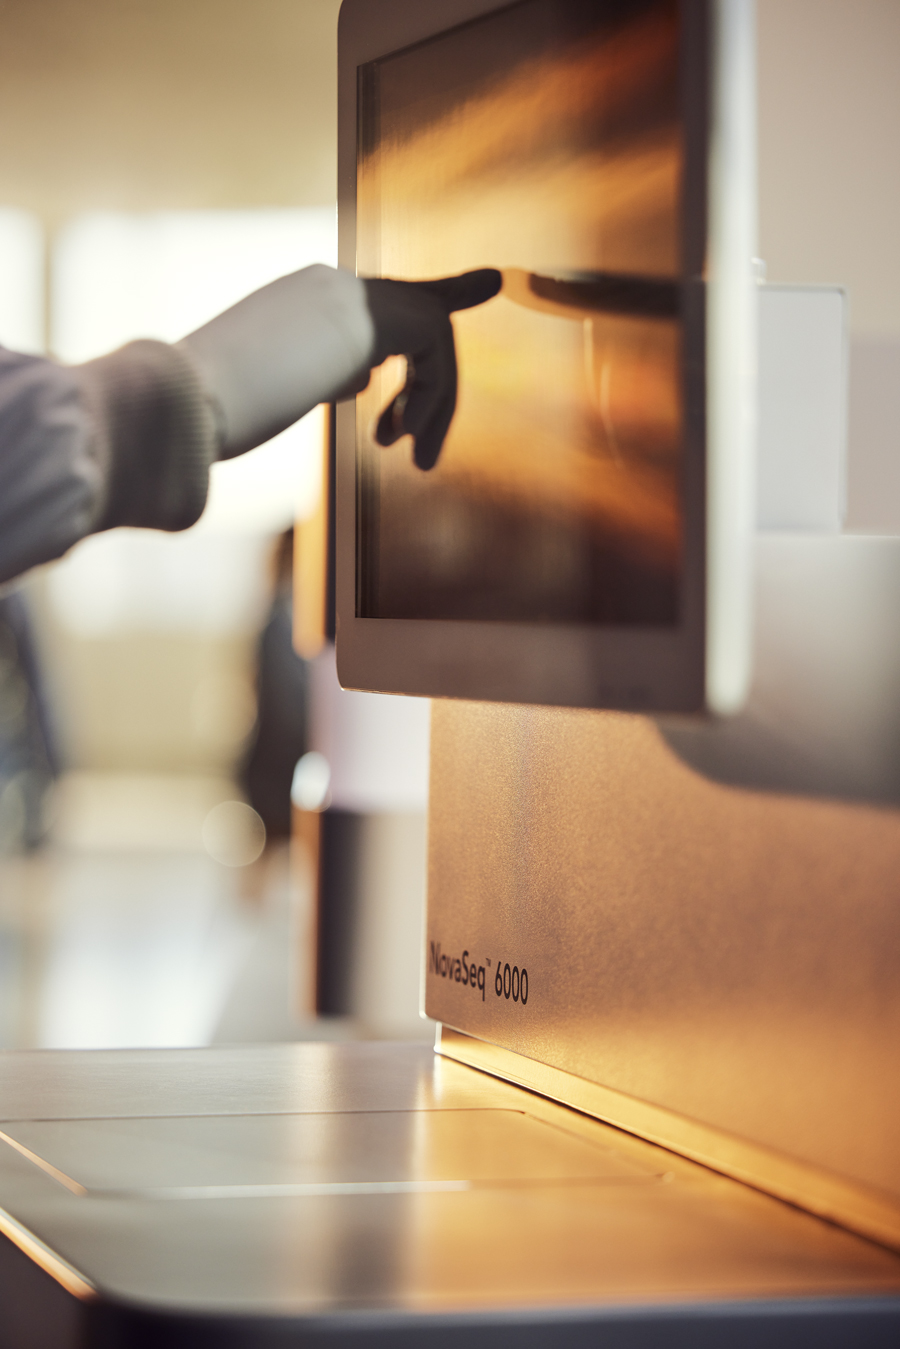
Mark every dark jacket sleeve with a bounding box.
[0,340,217,586]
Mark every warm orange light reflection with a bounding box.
[358,0,683,624]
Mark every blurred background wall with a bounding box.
[0,0,343,779]
[0,0,340,216]
[0,0,434,1048]
[0,0,357,1050]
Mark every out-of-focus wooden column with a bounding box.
[291,404,334,1017]
[293,403,333,661]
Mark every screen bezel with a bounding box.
[336,0,729,712]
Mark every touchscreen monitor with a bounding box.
[336,0,755,713]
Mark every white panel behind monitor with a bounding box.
[757,285,847,532]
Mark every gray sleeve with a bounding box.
[0,341,217,586]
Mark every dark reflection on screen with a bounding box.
[357,0,683,624]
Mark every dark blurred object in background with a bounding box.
[239,530,309,839]
[0,592,59,851]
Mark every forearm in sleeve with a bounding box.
[0,341,217,585]
[0,266,377,586]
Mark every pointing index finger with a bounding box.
[414,268,502,313]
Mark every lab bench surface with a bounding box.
[0,1042,898,1347]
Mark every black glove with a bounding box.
[363,269,501,470]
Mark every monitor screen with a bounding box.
[337,0,755,713]
[356,0,683,627]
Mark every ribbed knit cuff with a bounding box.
[77,339,218,534]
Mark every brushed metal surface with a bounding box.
[438,1029,900,1253]
[424,699,900,1220]
[0,1109,658,1197]
[1,1044,898,1319]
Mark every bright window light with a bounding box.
[52,208,337,359]
[47,528,276,637]
[0,207,44,354]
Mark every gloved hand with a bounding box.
[362,269,501,469]
[178,264,501,471]
[0,266,501,585]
